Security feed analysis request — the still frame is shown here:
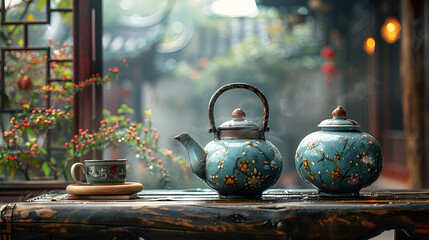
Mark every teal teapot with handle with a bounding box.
[174,83,282,198]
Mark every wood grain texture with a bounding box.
[1,189,429,240]
[66,182,143,195]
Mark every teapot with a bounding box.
[295,106,383,197]
[174,83,282,198]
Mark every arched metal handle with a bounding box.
[208,83,269,137]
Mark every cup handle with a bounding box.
[71,163,89,185]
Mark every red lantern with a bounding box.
[320,46,336,59]
[120,85,131,97]
[321,62,336,75]
[18,76,32,90]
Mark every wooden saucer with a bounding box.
[66,182,143,196]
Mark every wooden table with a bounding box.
[1,189,429,240]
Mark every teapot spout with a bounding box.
[174,132,206,180]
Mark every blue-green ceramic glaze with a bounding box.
[175,83,282,198]
[295,106,383,197]
[189,136,282,197]
[175,134,282,198]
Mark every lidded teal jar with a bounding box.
[295,106,383,197]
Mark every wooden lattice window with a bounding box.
[0,0,102,180]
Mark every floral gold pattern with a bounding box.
[224,175,238,187]
[174,83,283,197]
[244,168,263,189]
[295,106,383,196]
[240,160,250,172]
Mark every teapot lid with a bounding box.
[318,106,360,130]
[217,109,263,139]
[218,109,259,129]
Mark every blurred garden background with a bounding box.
[101,0,427,190]
[0,0,427,193]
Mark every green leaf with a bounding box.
[17,38,23,46]
[35,0,46,11]
[64,82,73,88]
[126,108,134,114]
[8,167,15,180]
[18,153,42,168]
[103,109,111,116]
[58,0,72,8]
[66,143,75,157]
[50,157,56,164]
[28,138,37,146]
[27,128,35,138]
[59,12,72,25]
[42,161,51,176]
[38,147,47,155]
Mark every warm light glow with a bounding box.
[381,17,401,44]
[210,0,259,18]
[386,23,395,32]
[366,38,375,48]
[5,0,23,8]
[363,37,376,56]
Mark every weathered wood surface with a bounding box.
[0,181,70,203]
[1,189,429,240]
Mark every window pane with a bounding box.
[4,0,48,22]
[50,0,72,9]
[0,0,74,181]
[0,24,24,46]
[3,49,48,110]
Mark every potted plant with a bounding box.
[0,43,187,201]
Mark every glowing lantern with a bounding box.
[321,61,336,75]
[320,46,336,59]
[363,37,376,56]
[381,17,401,44]
[320,45,336,77]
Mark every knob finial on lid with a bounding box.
[332,106,346,118]
[232,108,246,121]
